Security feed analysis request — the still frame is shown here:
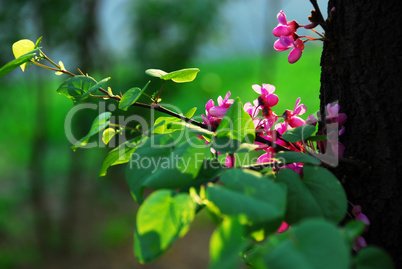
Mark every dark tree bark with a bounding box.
[319,0,402,266]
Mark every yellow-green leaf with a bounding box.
[55,61,66,75]
[12,39,36,71]
[161,68,200,83]
[102,128,116,145]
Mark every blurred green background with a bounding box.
[0,0,323,268]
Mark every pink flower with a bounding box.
[225,154,235,168]
[272,10,304,64]
[257,147,276,164]
[282,97,307,128]
[353,236,367,251]
[306,114,318,126]
[353,205,370,229]
[277,221,290,233]
[274,36,305,63]
[202,91,234,130]
[252,84,279,120]
[209,91,234,118]
[288,39,305,64]
[326,103,347,126]
[272,10,299,37]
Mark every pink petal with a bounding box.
[289,116,306,128]
[217,96,223,106]
[327,103,340,118]
[244,102,254,115]
[331,141,345,158]
[288,47,303,64]
[280,35,294,47]
[277,10,287,25]
[257,152,275,164]
[205,99,215,112]
[277,221,290,233]
[225,155,234,167]
[252,84,262,94]
[274,39,290,51]
[266,94,279,107]
[273,25,292,37]
[294,97,301,109]
[223,91,231,103]
[262,84,276,94]
[306,115,318,126]
[209,106,227,118]
[275,122,288,135]
[353,236,367,251]
[294,99,307,115]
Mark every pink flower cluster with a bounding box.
[202,91,234,130]
[201,83,347,234]
[201,83,347,174]
[273,10,322,64]
[352,205,370,251]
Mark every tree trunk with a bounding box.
[319,0,402,266]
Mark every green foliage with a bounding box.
[275,151,321,165]
[209,217,246,269]
[56,75,111,103]
[248,219,350,269]
[146,68,200,83]
[275,166,347,225]
[99,136,143,176]
[282,124,316,143]
[354,247,394,269]
[1,38,393,269]
[206,169,286,235]
[71,112,112,151]
[119,81,150,111]
[134,190,196,263]
[0,48,40,78]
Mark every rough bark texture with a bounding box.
[320,0,402,266]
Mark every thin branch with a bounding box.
[309,0,327,31]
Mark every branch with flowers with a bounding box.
[0,1,393,268]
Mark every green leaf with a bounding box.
[80,77,111,101]
[12,39,36,71]
[184,107,197,119]
[102,128,116,145]
[71,112,112,151]
[212,97,255,153]
[35,36,43,48]
[0,48,40,78]
[209,217,247,269]
[145,69,168,78]
[99,136,144,176]
[56,75,97,103]
[119,81,150,111]
[146,68,200,83]
[251,219,350,269]
[160,68,200,83]
[354,247,394,269]
[282,125,316,143]
[126,135,208,203]
[307,135,327,141]
[206,169,286,234]
[135,190,196,263]
[275,165,347,225]
[152,116,181,134]
[168,122,214,139]
[342,221,366,245]
[275,151,321,165]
